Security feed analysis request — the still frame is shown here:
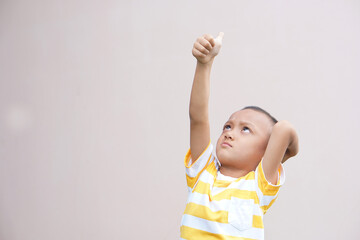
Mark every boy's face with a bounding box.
[216,109,274,172]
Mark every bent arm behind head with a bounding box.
[262,120,299,184]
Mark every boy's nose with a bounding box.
[225,133,233,140]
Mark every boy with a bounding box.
[180,33,299,240]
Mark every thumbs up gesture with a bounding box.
[192,32,224,64]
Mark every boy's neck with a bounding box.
[219,166,251,178]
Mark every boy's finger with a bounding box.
[203,34,216,47]
[216,32,224,43]
[194,42,210,55]
[198,37,213,51]
[192,48,206,58]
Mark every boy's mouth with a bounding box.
[221,142,232,147]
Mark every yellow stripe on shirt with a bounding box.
[212,189,260,204]
[260,196,279,214]
[193,180,260,204]
[214,173,255,188]
[185,155,213,189]
[207,161,218,177]
[184,202,265,229]
[184,202,228,223]
[193,181,211,195]
[257,161,281,196]
[252,215,264,229]
[180,225,257,240]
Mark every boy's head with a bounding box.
[216,106,278,172]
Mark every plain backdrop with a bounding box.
[1,0,360,239]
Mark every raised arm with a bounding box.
[189,33,224,161]
[262,120,299,184]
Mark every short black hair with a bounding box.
[242,106,278,124]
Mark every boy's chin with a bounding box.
[216,153,241,166]
[215,149,228,162]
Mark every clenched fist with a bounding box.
[192,32,224,64]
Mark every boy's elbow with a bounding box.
[273,120,296,137]
[189,107,208,124]
[273,121,299,160]
[272,121,299,147]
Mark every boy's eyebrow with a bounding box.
[239,120,256,129]
[225,120,257,129]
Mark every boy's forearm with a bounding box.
[189,60,214,123]
[272,121,299,163]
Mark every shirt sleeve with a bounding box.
[255,160,286,214]
[184,141,214,191]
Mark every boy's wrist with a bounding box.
[196,59,214,69]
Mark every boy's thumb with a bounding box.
[216,32,224,43]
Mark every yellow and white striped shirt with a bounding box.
[180,142,285,240]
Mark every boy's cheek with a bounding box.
[215,138,222,151]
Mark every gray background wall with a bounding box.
[1,0,359,239]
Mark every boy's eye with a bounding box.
[223,125,231,130]
[242,127,250,133]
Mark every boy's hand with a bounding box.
[192,32,224,64]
